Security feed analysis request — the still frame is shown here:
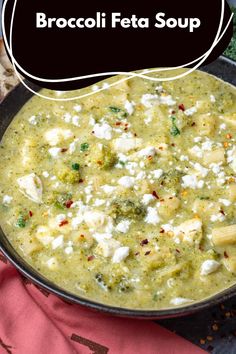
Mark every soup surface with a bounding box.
[1,69,236,309]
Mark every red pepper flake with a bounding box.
[80,234,85,238]
[29,210,33,217]
[115,122,121,126]
[97,160,103,166]
[172,110,176,114]
[65,200,73,209]
[147,155,153,161]
[87,255,95,262]
[134,133,137,137]
[220,209,225,216]
[145,251,151,256]
[135,252,140,256]
[199,245,204,251]
[125,123,129,127]
[124,128,128,131]
[191,122,196,127]
[160,228,165,234]
[61,148,68,153]
[176,249,180,253]
[224,251,229,258]
[59,220,69,227]
[178,103,185,111]
[140,239,149,246]
[171,143,176,147]
[226,133,232,139]
[152,191,159,199]
[79,179,84,183]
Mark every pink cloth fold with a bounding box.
[0,256,206,354]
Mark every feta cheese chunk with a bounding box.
[113,138,143,153]
[84,211,106,229]
[93,122,112,140]
[145,207,160,225]
[48,147,61,158]
[17,173,43,204]
[137,146,156,158]
[96,239,120,257]
[200,260,220,276]
[112,247,130,263]
[118,176,135,188]
[181,175,204,189]
[116,220,131,233]
[2,195,12,205]
[44,128,73,146]
[52,235,64,250]
[175,218,202,244]
[35,226,54,246]
[124,100,135,115]
[142,194,155,205]
[170,297,193,306]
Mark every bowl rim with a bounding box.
[1,56,236,319]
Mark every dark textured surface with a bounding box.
[159,297,236,353]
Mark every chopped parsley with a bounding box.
[80,143,89,152]
[71,163,80,171]
[170,116,180,136]
[16,215,26,228]
[109,106,121,113]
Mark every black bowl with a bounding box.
[1,57,236,319]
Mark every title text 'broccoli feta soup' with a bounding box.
[1,69,236,309]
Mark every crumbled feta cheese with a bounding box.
[28,115,38,125]
[193,137,202,143]
[137,146,156,158]
[118,176,135,188]
[55,214,66,224]
[113,138,143,153]
[101,185,116,194]
[142,194,155,205]
[141,94,158,108]
[93,122,112,140]
[175,219,202,243]
[192,163,208,178]
[93,232,113,243]
[2,195,12,204]
[124,100,135,115]
[151,169,163,179]
[159,95,176,106]
[84,211,105,229]
[200,260,220,276]
[201,140,213,151]
[116,220,131,233]
[92,85,99,92]
[112,247,130,263]
[71,216,83,229]
[210,95,216,103]
[42,171,49,178]
[48,147,61,158]
[63,113,71,123]
[136,171,146,180]
[170,297,193,306]
[180,155,189,161]
[93,199,106,207]
[72,115,80,126]
[220,123,226,130]
[181,175,204,189]
[64,246,73,255]
[73,104,82,112]
[189,145,203,158]
[210,213,225,222]
[52,235,64,250]
[219,198,231,207]
[185,106,197,116]
[210,163,222,174]
[44,128,73,146]
[46,257,58,270]
[96,239,120,257]
[145,207,160,225]
[102,82,110,89]
[17,173,43,204]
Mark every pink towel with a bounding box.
[0,254,206,354]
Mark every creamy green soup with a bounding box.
[1,69,236,309]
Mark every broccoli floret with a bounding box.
[57,167,80,184]
[110,199,146,220]
[159,170,183,193]
[92,145,117,170]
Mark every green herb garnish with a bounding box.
[170,116,180,136]
[71,163,80,171]
[109,106,121,113]
[16,215,26,228]
[80,143,89,152]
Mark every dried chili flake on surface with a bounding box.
[160,228,165,234]
[61,148,68,153]
[29,211,33,217]
[152,191,159,199]
[140,239,149,246]
[145,251,151,256]
[87,255,95,262]
[178,103,185,111]
[134,252,140,256]
[79,179,84,183]
[224,251,229,258]
[65,200,73,209]
[59,220,69,227]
